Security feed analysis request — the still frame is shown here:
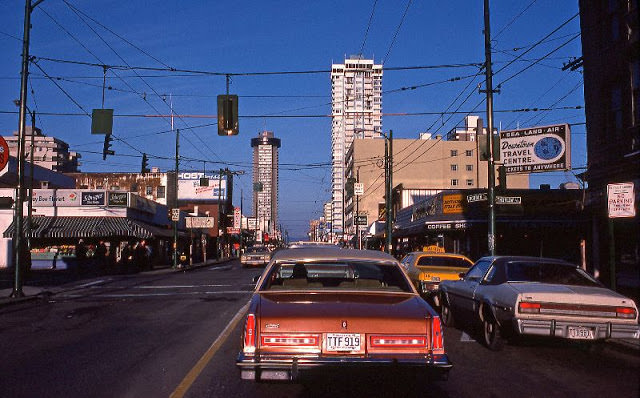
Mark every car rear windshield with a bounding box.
[506,261,600,286]
[261,261,413,293]
[246,247,268,253]
[417,256,471,268]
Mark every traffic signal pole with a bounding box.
[483,0,497,256]
[173,129,179,269]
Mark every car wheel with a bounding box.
[441,300,455,327]
[482,314,504,351]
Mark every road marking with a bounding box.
[170,300,250,398]
[60,290,251,298]
[460,332,474,342]
[136,284,233,289]
[76,279,109,288]
[209,265,233,271]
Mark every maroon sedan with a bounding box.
[237,247,452,382]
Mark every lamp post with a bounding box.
[382,130,393,255]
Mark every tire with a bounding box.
[482,313,504,351]
[441,300,456,327]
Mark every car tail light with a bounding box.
[519,302,541,313]
[243,314,256,354]
[430,316,444,355]
[616,307,637,319]
[369,335,427,348]
[261,334,320,347]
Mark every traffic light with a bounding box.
[345,177,356,197]
[102,133,114,160]
[217,95,239,136]
[498,165,507,190]
[141,153,150,174]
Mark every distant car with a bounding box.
[439,256,640,350]
[400,251,473,306]
[237,247,452,382]
[240,246,271,267]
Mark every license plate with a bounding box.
[568,326,595,340]
[325,333,361,351]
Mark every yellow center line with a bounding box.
[170,300,250,398]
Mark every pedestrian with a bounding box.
[95,240,107,270]
[120,242,133,272]
[75,239,88,273]
[134,240,149,271]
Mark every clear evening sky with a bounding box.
[0,0,584,240]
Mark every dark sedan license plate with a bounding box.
[568,326,595,340]
[325,333,361,351]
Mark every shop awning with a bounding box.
[3,216,177,239]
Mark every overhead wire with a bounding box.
[359,0,379,56]
[382,0,412,64]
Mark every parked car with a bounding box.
[237,247,452,382]
[240,246,271,267]
[400,251,473,306]
[439,256,640,350]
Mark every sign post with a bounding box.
[607,182,636,290]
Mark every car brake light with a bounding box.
[369,336,427,348]
[243,314,256,354]
[616,307,637,319]
[519,302,541,313]
[430,316,444,355]
[261,334,319,346]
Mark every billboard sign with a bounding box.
[186,217,215,228]
[81,191,106,206]
[442,194,463,214]
[108,191,128,207]
[499,124,570,174]
[608,182,636,218]
[233,207,241,229]
[178,172,227,201]
[0,136,9,177]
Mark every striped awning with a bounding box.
[3,216,163,239]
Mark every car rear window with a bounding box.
[261,260,413,292]
[506,261,600,286]
[417,256,471,268]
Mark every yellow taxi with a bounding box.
[400,246,473,307]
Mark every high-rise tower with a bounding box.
[251,130,281,240]
[330,56,382,241]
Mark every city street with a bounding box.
[1,260,638,398]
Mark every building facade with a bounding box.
[4,126,81,173]
[344,134,530,238]
[330,56,383,241]
[579,0,639,295]
[251,131,280,238]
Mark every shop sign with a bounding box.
[81,191,105,206]
[0,136,9,177]
[32,189,82,207]
[496,196,522,205]
[108,191,128,207]
[607,182,635,218]
[178,172,227,201]
[467,193,487,203]
[500,124,570,174]
[186,217,215,228]
[233,207,241,229]
[443,194,463,214]
[425,222,469,230]
[227,227,240,234]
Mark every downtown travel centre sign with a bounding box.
[499,124,571,174]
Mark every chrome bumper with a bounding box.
[237,353,452,381]
[515,318,640,340]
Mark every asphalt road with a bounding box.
[1,260,638,398]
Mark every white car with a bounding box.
[439,256,640,350]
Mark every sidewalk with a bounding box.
[0,256,235,308]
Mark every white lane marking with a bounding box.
[460,332,474,342]
[60,290,251,298]
[76,279,109,288]
[136,284,233,289]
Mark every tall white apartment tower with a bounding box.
[251,131,281,238]
[330,56,382,241]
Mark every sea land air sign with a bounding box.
[499,124,570,174]
[178,172,227,201]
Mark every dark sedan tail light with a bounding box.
[430,316,444,355]
[616,307,637,319]
[243,314,256,355]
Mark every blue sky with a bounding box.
[0,0,585,240]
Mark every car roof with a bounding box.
[480,255,576,265]
[271,247,398,263]
[406,252,472,260]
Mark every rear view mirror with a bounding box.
[252,275,261,284]
[458,272,466,280]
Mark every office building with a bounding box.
[251,131,281,238]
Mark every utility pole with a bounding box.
[384,130,394,255]
[26,110,35,252]
[356,166,361,250]
[173,129,179,269]
[483,0,497,256]
[12,0,44,298]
